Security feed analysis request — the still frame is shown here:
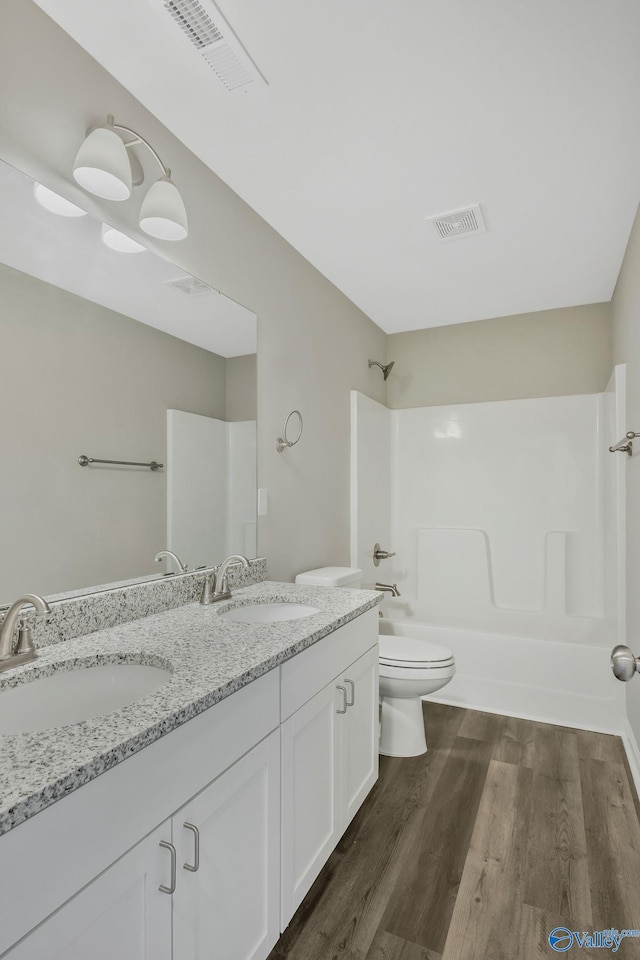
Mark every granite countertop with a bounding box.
[0,581,381,836]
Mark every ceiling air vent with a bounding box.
[426,204,487,240]
[149,0,267,93]
[164,275,218,297]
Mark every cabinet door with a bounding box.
[280,679,342,927]
[5,824,171,960]
[342,645,379,826]
[173,730,280,960]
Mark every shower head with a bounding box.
[368,359,395,380]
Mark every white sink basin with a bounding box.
[0,662,171,734]
[220,602,321,624]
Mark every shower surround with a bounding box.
[351,375,626,733]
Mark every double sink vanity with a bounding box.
[0,564,381,959]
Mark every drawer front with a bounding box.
[280,608,378,721]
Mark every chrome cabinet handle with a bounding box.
[159,840,177,894]
[336,685,348,714]
[183,822,200,872]
[344,679,355,707]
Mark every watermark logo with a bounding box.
[548,927,640,953]
[549,928,574,952]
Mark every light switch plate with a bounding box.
[257,488,268,516]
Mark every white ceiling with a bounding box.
[0,160,257,358]
[32,0,640,333]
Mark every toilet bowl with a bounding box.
[378,633,455,757]
[294,566,455,758]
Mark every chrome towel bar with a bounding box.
[78,454,163,471]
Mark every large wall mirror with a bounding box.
[0,158,257,605]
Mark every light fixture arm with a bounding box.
[88,115,170,185]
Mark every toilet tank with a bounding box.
[295,566,363,588]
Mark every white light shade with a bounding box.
[73,127,132,201]
[34,183,88,217]
[139,177,188,241]
[101,223,146,253]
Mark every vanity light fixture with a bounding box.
[101,223,146,254]
[73,115,188,241]
[33,183,87,218]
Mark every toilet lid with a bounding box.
[379,634,454,668]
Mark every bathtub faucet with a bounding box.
[375,582,401,597]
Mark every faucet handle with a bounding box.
[200,574,215,605]
[214,571,232,600]
[0,595,51,668]
[15,618,35,656]
[373,543,396,566]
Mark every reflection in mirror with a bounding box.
[0,159,257,605]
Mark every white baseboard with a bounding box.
[425,670,625,736]
[427,689,623,736]
[623,720,640,798]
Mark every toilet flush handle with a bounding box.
[611,645,640,682]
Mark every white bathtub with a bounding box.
[378,617,625,734]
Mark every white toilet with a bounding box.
[294,566,455,757]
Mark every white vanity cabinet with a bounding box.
[172,729,280,960]
[0,605,378,957]
[0,670,280,958]
[280,609,378,926]
[5,824,172,960]
[342,643,380,826]
[6,732,280,960]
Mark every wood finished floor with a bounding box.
[268,702,640,960]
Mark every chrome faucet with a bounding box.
[200,556,250,605]
[375,582,401,597]
[154,550,188,574]
[0,594,52,672]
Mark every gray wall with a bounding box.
[0,0,386,583]
[613,203,640,748]
[226,354,257,422]
[386,303,613,408]
[1,262,228,600]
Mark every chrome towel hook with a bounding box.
[276,410,303,453]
